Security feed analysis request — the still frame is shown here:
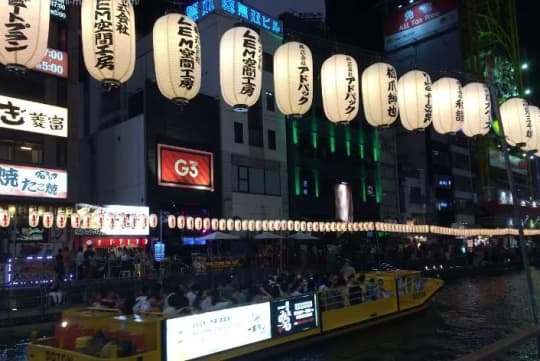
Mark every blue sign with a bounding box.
[183,237,207,246]
[154,241,165,262]
[185,0,283,35]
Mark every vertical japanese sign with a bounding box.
[0,163,67,199]
[0,94,68,137]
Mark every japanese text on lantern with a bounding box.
[455,80,464,123]
[297,44,310,106]
[0,95,68,137]
[94,0,114,70]
[177,16,199,90]
[423,72,432,124]
[524,102,532,138]
[240,30,260,97]
[4,0,30,52]
[387,66,398,118]
[344,57,356,115]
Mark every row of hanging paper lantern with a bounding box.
[0,212,150,229]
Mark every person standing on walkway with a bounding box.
[75,246,84,280]
[54,249,64,281]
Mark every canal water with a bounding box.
[2,269,540,361]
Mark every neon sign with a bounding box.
[185,0,283,35]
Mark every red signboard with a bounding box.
[158,144,214,191]
[34,48,68,78]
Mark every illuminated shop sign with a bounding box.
[271,293,318,337]
[185,0,283,35]
[34,48,68,78]
[165,302,271,360]
[158,144,214,191]
[0,94,68,138]
[0,163,67,199]
[74,204,150,236]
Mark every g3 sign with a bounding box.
[158,144,214,191]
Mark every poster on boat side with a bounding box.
[164,302,271,360]
[271,293,319,337]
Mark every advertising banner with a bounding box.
[165,302,271,360]
[158,144,214,191]
[0,94,68,137]
[383,0,458,51]
[271,293,318,337]
[0,163,67,199]
[34,48,68,78]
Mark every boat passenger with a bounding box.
[377,278,391,299]
[121,293,136,315]
[141,293,162,313]
[91,290,104,307]
[366,278,378,301]
[100,290,119,308]
[133,286,149,314]
[340,258,356,281]
[347,276,363,305]
[48,277,63,306]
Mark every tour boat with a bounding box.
[27,270,443,361]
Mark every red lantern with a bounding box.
[149,214,158,228]
[43,212,54,229]
[0,210,10,228]
[29,211,39,228]
[56,213,67,229]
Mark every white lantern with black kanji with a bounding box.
[186,216,195,230]
[431,77,463,134]
[462,82,492,137]
[525,105,540,153]
[273,41,313,117]
[397,70,433,131]
[321,54,359,124]
[149,214,158,228]
[203,218,211,230]
[234,219,242,232]
[211,218,219,231]
[177,216,186,230]
[195,217,203,230]
[56,213,67,229]
[361,62,398,127]
[219,218,226,231]
[140,215,148,229]
[105,214,115,230]
[29,211,39,228]
[153,14,201,106]
[43,212,54,229]
[255,220,262,232]
[500,98,531,147]
[167,214,176,229]
[274,220,282,232]
[0,210,10,228]
[0,0,51,72]
[81,0,136,88]
[220,26,262,112]
[71,214,81,229]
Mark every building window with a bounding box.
[0,140,43,164]
[249,168,265,194]
[56,139,67,167]
[266,91,275,112]
[233,165,281,196]
[248,101,264,147]
[268,129,276,150]
[238,166,249,192]
[128,90,144,118]
[234,122,244,144]
[263,52,273,72]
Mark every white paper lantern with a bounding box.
[0,210,10,228]
[43,212,54,229]
[523,105,540,153]
[321,54,359,124]
[274,41,313,117]
[255,220,262,232]
[139,215,148,229]
[226,219,234,232]
[149,214,158,228]
[28,211,39,228]
[312,222,319,232]
[105,214,115,230]
[168,214,176,229]
[300,221,307,232]
[500,98,531,147]
[95,214,105,230]
[81,0,136,88]
[280,220,288,231]
[462,82,491,137]
[203,218,211,230]
[118,214,127,229]
[307,222,313,232]
[219,218,227,231]
[361,62,398,127]
[262,220,269,232]
[268,221,275,231]
[82,214,92,229]
[195,217,203,230]
[241,220,249,231]
[248,220,256,232]
[220,26,262,112]
[153,14,201,105]
[234,219,242,232]
[432,77,463,134]
[274,220,282,232]
[211,218,219,231]
[186,216,195,230]
[397,70,433,131]
[0,0,51,72]
[71,214,81,229]
[177,215,186,230]
[56,213,67,229]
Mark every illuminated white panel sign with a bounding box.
[0,163,67,199]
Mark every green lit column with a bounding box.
[373,129,382,204]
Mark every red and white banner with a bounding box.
[158,144,214,191]
[383,0,458,51]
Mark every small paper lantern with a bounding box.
[255,220,262,232]
[293,221,300,232]
[219,218,227,231]
[56,213,67,229]
[71,214,81,229]
[287,220,294,232]
[195,217,203,230]
[234,219,242,232]
[139,215,148,229]
[347,223,354,232]
[105,214,115,230]
[95,214,104,230]
[280,220,288,231]
[319,222,325,232]
[29,211,40,228]
[462,82,491,137]
[0,0,51,72]
[81,0,136,88]
[300,221,307,232]
[149,214,158,228]
[43,212,54,229]
[313,222,319,232]
[262,220,269,232]
[431,77,463,134]
[361,62,398,127]
[129,215,137,229]
[226,219,234,232]
[524,105,540,153]
[500,98,531,147]
[168,214,177,229]
[211,218,219,231]
[248,220,256,232]
[325,223,331,232]
[0,210,10,228]
[397,70,433,131]
[307,222,313,232]
[177,216,186,230]
[274,41,313,117]
[153,14,201,105]
[119,214,128,229]
[330,222,337,232]
[268,221,275,232]
[220,26,262,112]
[186,216,195,230]
[321,54,359,124]
[203,218,211,230]
[274,220,282,232]
[82,215,92,229]
[241,220,249,231]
